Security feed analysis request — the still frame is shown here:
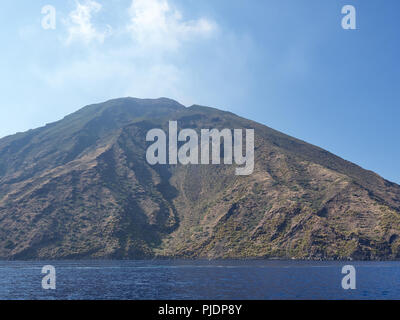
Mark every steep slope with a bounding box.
[0,98,399,260]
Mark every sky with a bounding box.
[0,0,399,183]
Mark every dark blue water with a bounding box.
[0,260,399,300]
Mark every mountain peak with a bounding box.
[99,96,185,107]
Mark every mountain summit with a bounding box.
[0,97,399,260]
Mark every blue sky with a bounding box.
[0,0,399,183]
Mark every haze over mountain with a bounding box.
[0,97,399,260]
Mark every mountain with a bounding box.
[0,97,399,260]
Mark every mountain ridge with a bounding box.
[0,97,399,260]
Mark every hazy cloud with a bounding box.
[33,0,249,109]
[65,0,111,45]
[127,0,217,50]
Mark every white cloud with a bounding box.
[127,0,217,50]
[33,0,242,109]
[65,0,111,45]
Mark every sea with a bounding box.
[0,260,399,300]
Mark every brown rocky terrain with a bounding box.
[0,97,399,260]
